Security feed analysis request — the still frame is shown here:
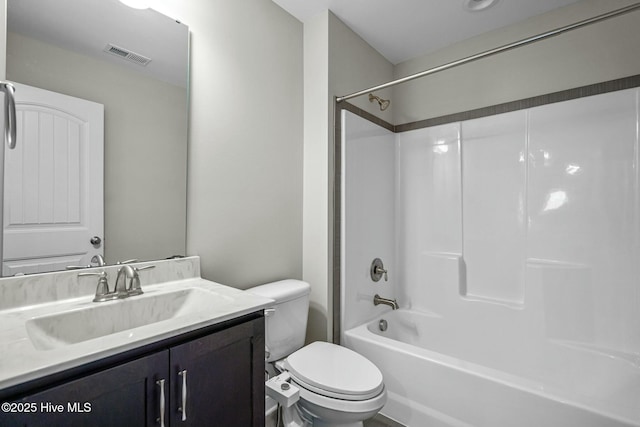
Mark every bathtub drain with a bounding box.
[379,319,388,332]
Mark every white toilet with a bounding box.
[248,280,386,427]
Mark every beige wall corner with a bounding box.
[303,10,330,343]
[303,10,394,343]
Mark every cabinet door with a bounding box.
[169,317,265,427]
[0,351,168,427]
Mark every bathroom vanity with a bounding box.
[0,257,270,427]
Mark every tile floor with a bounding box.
[365,414,406,427]
[268,412,405,427]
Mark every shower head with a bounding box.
[369,93,391,111]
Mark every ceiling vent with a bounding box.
[103,43,152,66]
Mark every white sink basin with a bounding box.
[26,288,231,350]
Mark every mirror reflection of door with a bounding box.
[3,82,104,276]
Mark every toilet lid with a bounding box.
[283,342,384,401]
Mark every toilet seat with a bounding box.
[295,381,387,420]
[283,341,384,401]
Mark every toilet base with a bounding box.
[313,421,363,427]
[282,404,311,427]
[282,403,365,427]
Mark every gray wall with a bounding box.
[0,1,4,80]
[6,32,188,264]
[392,0,640,123]
[153,0,304,287]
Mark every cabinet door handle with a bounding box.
[178,369,188,421]
[156,379,166,427]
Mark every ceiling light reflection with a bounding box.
[433,145,449,154]
[565,164,581,175]
[543,190,568,212]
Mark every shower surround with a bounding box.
[340,87,640,426]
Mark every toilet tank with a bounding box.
[247,280,310,362]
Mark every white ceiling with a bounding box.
[8,0,189,87]
[273,0,583,64]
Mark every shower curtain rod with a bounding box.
[336,2,640,103]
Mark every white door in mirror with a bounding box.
[3,82,104,276]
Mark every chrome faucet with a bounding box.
[114,264,155,297]
[114,265,136,298]
[373,294,398,310]
[91,254,106,267]
[79,264,155,302]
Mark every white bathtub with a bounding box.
[343,309,640,427]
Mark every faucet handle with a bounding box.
[79,271,116,302]
[66,264,92,270]
[78,271,106,276]
[128,265,156,296]
[376,266,388,281]
[370,258,388,282]
[116,259,138,265]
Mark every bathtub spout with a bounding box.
[373,294,398,310]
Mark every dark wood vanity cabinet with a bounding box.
[0,351,168,427]
[169,319,262,427]
[0,314,265,427]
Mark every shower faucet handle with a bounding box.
[377,266,388,281]
[370,258,388,282]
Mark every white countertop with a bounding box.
[0,273,272,391]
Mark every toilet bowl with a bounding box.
[248,280,386,427]
[284,341,386,427]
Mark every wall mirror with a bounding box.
[4,0,189,276]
